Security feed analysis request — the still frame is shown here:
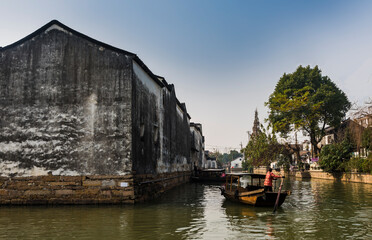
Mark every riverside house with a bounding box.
[0,20,204,204]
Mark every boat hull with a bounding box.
[223,191,288,207]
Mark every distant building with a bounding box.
[204,151,217,169]
[356,114,372,128]
[231,156,243,172]
[190,123,206,169]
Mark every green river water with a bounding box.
[0,177,371,240]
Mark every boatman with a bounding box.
[264,168,284,192]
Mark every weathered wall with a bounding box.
[160,88,191,173]
[0,175,134,205]
[0,21,196,204]
[131,64,191,174]
[134,171,191,202]
[190,124,204,168]
[0,25,133,176]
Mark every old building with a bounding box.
[319,118,367,157]
[190,122,205,169]
[0,20,198,204]
[230,156,243,172]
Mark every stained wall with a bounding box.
[0,24,133,176]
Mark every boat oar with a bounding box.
[273,176,284,213]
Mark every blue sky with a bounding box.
[1,0,372,152]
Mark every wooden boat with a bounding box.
[220,173,290,207]
[191,169,227,182]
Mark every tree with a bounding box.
[266,65,351,156]
[350,98,372,120]
[209,150,242,166]
[319,130,354,172]
[242,125,281,167]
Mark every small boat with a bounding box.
[220,173,290,207]
[191,169,227,182]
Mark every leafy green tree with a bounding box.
[276,153,291,171]
[319,132,354,172]
[266,65,351,156]
[209,150,242,166]
[242,125,281,167]
[242,157,254,172]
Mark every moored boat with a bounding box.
[220,173,290,207]
[191,169,227,182]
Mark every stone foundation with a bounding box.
[0,175,134,205]
[134,171,191,202]
[0,171,191,205]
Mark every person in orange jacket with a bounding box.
[264,168,284,192]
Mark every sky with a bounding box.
[1,0,372,152]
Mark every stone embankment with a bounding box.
[0,175,134,205]
[254,167,372,184]
[305,170,372,184]
[0,171,191,205]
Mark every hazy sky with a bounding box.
[1,0,372,152]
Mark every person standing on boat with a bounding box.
[264,168,284,192]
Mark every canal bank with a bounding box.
[0,172,191,205]
[254,167,372,184]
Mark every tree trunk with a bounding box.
[310,135,320,157]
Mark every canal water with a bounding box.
[0,177,371,240]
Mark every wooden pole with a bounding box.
[273,177,284,213]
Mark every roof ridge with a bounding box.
[0,19,136,57]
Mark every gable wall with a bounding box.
[0,27,133,176]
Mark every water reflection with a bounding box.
[0,179,371,239]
